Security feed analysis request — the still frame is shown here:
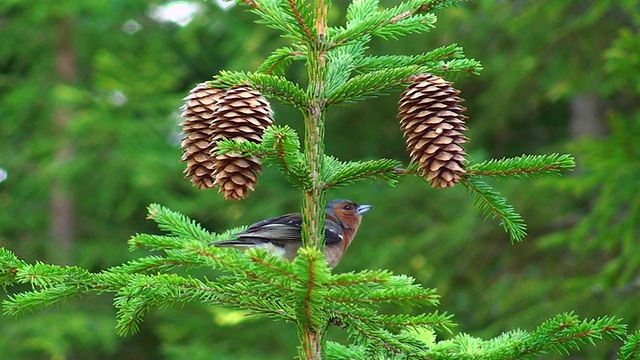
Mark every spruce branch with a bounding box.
[132,239,300,326]
[128,230,248,254]
[331,0,438,46]
[284,0,316,42]
[326,342,367,360]
[216,138,272,158]
[294,247,331,330]
[0,248,26,286]
[435,57,484,76]
[4,269,129,317]
[425,0,471,11]
[326,287,440,308]
[422,314,626,359]
[332,310,453,335]
[167,240,296,287]
[214,284,297,322]
[324,42,367,97]
[5,285,85,316]
[213,71,309,109]
[323,157,402,189]
[353,43,466,72]
[620,331,640,360]
[325,269,396,288]
[326,271,439,305]
[261,125,313,190]
[378,13,436,40]
[461,176,527,242]
[14,263,92,288]
[128,233,190,252]
[146,203,214,242]
[245,248,300,283]
[113,273,202,335]
[345,0,379,25]
[110,255,191,274]
[371,312,453,333]
[327,65,421,105]
[532,313,626,356]
[112,273,297,335]
[344,319,431,358]
[243,0,310,43]
[258,46,306,75]
[469,153,575,179]
[370,165,537,242]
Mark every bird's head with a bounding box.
[326,199,373,230]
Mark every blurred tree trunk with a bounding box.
[569,91,606,139]
[50,17,77,264]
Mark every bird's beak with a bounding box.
[357,204,374,215]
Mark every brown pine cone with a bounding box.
[398,74,468,188]
[209,84,274,200]
[180,83,225,189]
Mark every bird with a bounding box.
[210,199,373,267]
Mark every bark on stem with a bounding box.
[298,1,329,359]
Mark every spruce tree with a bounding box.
[1,1,639,359]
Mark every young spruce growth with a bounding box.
[1,1,639,359]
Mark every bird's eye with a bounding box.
[343,204,353,211]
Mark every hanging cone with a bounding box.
[210,84,274,200]
[398,74,469,188]
[180,83,225,189]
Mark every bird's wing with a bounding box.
[324,218,345,245]
[235,213,303,243]
[229,213,345,245]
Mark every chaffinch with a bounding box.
[211,199,373,267]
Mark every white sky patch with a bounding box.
[0,168,7,183]
[148,1,236,26]
[214,0,236,11]
[149,1,203,27]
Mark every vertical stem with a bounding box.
[301,94,326,251]
[302,0,329,253]
[298,1,329,359]
[298,324,326,360]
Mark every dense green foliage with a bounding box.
[1,0,639,359]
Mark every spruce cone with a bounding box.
[180,83,225,189]
[210,85,274,200]
[398,74,468,188]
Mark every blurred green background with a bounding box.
[1,0,639,359]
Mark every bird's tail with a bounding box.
[209,240,256,248]
[209,239,288,259]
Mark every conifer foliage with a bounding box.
[1,1,639,359]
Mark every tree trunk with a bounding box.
[569,91,606,139]
[50,17,78,264]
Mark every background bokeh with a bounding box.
[1,1,639,358]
